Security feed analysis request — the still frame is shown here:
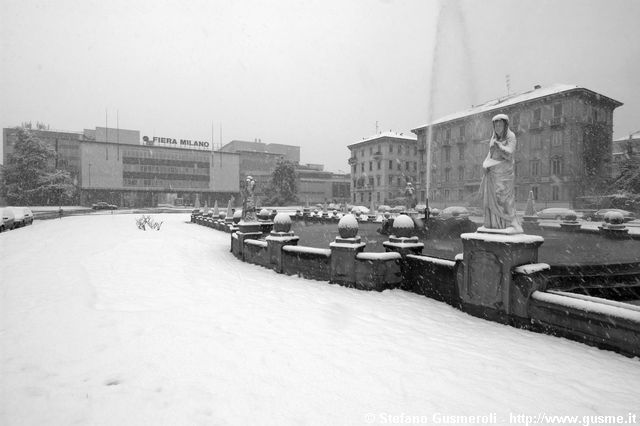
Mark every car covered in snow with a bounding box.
[13,207,34,227]
[536,208,577,221]
[439,206,471,219]
[582,208,636,222]
[1,207,16,232]
[92,201,118,210]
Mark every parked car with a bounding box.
[92,201,118,210]
[12,207,34,227]
[439,206,471,219]
[583,208,636,222]
[536,208,577,220]
[1,207,16,232]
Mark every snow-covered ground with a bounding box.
[1,214,638,425]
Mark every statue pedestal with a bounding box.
[266,232,300,273]
[458,228,544,321]
[238,221,262,233]
[329,237,366,286]
[233,221,263,259]
[382,236,424,257]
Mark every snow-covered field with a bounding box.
[1,214,638,425]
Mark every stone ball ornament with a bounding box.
[273,212,292,233]
[219,211,227,219]
[338,214,359,239]
[258,208,270,220]
[564,212,578,222]
[232,210,242,224]
[392,214,415,238]
[605,211,624,225]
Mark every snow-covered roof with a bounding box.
[412,84,622,131]
[349,131,417,148]
[613,131,640,142]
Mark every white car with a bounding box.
[536,208,577,221]
[1,207,16,232]
[13,207,34,227]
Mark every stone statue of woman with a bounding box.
[241,175,257,222]
[479,114,522,233]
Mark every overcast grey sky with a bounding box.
[1,0,639,172]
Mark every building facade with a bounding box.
[411,84,623,206]
[3,126,240,207]
[220,139,349,205]
[347,132,418,206]
[296,164,350,205]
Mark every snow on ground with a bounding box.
[1,214,638,425]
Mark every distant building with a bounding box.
[219,139,299,191]
[612,131,640,177]
[296,164,350,205]
[220,139,349,205]
[3,126,240,207]
[347,132,418,206]
[412,84,623,205]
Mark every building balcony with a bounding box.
[373,151,383,161]
[550,116,566,127]
[348,157,357,165]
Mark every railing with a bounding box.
[550,116,566,127]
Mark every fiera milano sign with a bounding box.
[142,135,210,149]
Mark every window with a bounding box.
[369,177,374,187]
[444,146,451,162]
[376,192,380,202]
[389,176,393,185]
[369,161,373,171]
[530,160,540,176]
[377,145,381,153]
[414,146,418,155]
[552,186,560,201]
[533,108,541,121]
[369,147,373,155]
[361,149,364,157]
[389,145,393,153]
[377,161,381,170]
[460,125,465,140]
[405,161,410,171]
[552,131,562,147]
[445,168,451,182]
[444,189,450,200]
[413,162,417,172]
[593,108,599,122]
[531,186,538,200]
[445,128,451,141]
[361,163,364,172]
[458,145,465,160]
[389,160,393,169]
[553,103,563,117]
[397,161,401,171]
[376,176,381,186]
[552,157,563,175]
[458,166,465,181]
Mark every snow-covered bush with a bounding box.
[136,215,163,231]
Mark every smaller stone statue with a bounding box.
[241,175,257,222]
[404,182,416,210]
